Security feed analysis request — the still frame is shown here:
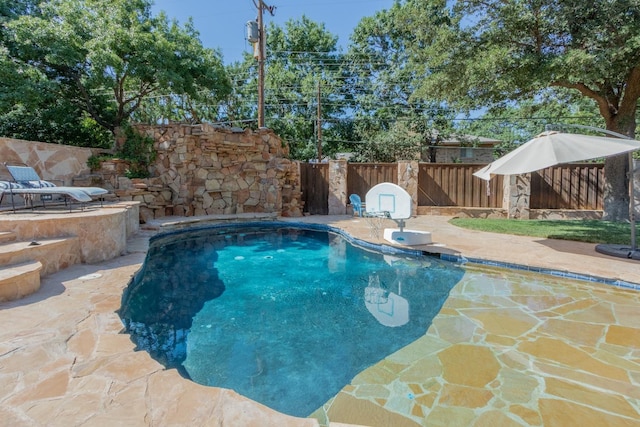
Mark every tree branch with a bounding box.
[551,80,615,125]
[619,66,640,119]
[121,81,159,119]
[73,73,114,132]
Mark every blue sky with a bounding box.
[151,0,394,64]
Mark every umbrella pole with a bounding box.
[629,153,637,251]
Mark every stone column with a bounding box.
[398,160,419,216]
[503,174,530,219]
[328,160,348,215]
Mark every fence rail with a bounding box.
[531,163,604,210]
[418,164,504,208]
[299,162,605,214]
[347,163,397,198]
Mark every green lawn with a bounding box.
[448,218,638,245]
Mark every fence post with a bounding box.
[635,159,640,216]
[398,160,419,216]
[503,174,531,219]
[328,159,348,215]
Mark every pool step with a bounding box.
[0,260,42,302]
[0,237,81,277]
[143,212,279,232]
[0,231,16,244]
[0,237,82,302]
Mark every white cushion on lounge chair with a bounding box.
[22,179,106,195]
[0,181,25,190]
[77,187,108,197]
[5,165,108,198]
[1,186,92,202]
[23,180,57,188]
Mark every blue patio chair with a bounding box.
[349,194,363,217]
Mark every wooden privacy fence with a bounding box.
[418,164,504,208]
[531,163,604,210]
[347,163,397,199]
[299,162,605,214]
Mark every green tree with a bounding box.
[346,3,456,162]
[2,0,230,142]
[407,0,640,220]
[217,59,258,127]
[0,0,111,145]
[266,16,350,160]
[226,16,349,160]
[457,89,604,155]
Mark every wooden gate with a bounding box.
[299,163,329,215]
[418,163,504,207]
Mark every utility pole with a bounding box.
[317,81,322,162]
[253,0,275,128]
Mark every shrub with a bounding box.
[116,126,156,178]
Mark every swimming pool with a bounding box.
[119,222,464,416]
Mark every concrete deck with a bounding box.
[1,214,639,426]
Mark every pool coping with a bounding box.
[149,219,640,292]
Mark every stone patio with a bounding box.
[1,213,639,426]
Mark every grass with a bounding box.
[449,218,638,245]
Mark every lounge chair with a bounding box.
[1,164,108,212]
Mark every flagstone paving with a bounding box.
[1,213,640,426]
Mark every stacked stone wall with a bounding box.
[112,124,302,222]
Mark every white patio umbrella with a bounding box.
[473,131,640,181]
[473,130,640,258]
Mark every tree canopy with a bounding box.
[1,0,230,145]
[345,3,457,162]
[2,0,640,220]
[403,0,640,220]
[224,16,352,160]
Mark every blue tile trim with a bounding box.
[150,221,640,291]
[440,253,640,291]
[150,220,425,258]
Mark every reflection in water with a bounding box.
[119,224,464,416]
[363,255,419,327]
[365,272,410,327]
[119,230,229,368]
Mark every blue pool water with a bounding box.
[119,223,464,416]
